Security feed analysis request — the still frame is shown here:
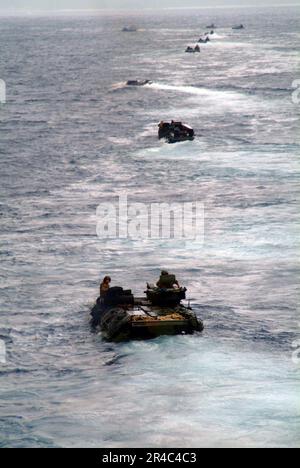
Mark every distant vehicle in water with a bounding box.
[205,30,215,36]
[206,23,216,29]
[198,36,210,43]
[158,121,195,144]
[126,80,152,86]
[122,26,138,32]
[232,24,245,30]
[185,45,201,53]
[91,284,203,341]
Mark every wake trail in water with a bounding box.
[147,82,250,101]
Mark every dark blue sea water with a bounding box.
[0,5,299,448]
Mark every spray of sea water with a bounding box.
[0,6,299,447]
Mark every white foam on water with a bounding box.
[107,136,133,146]
[32,337,300,448]
[110,81,128,91]
[144,81,285,121]
[147,82,256,109]
[135,137,209,163]
[210,40,253,49]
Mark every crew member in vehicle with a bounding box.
[157,271,180,289]
[100,276,111,298]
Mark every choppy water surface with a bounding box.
[0,6,299,448]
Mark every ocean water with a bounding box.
[0,6,299,448]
